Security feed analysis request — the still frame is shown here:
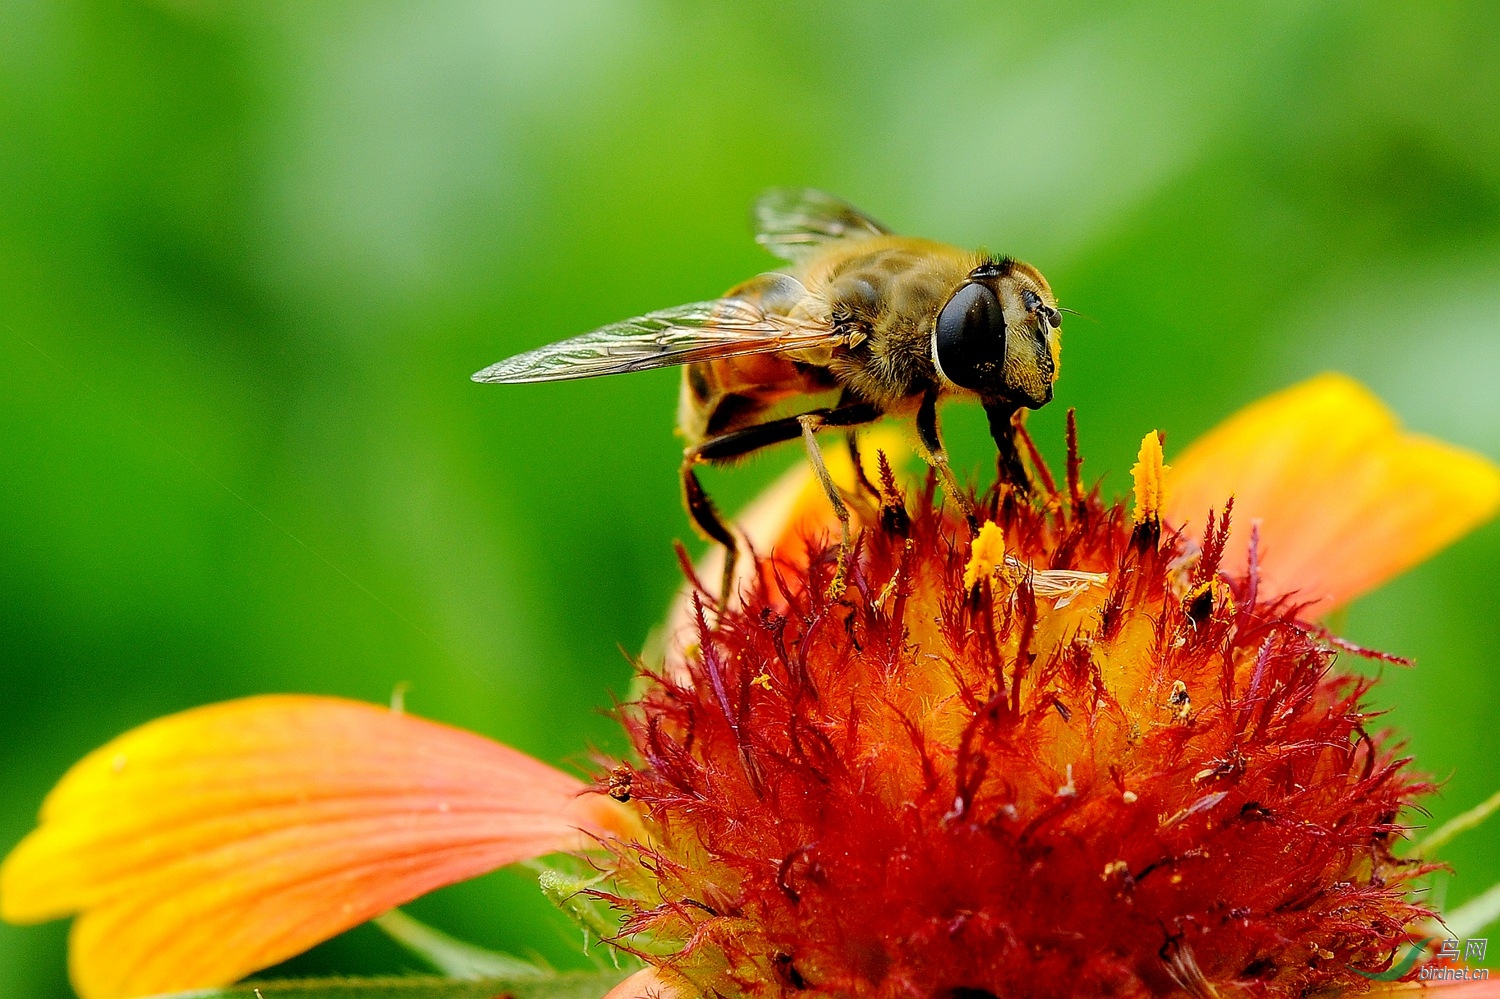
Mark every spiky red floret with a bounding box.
[599,465,1436,999]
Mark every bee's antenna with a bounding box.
[1057,306,1097,324]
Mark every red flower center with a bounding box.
[599,452,1433,999]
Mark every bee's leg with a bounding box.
[834,387,879,502]
[915,387,979,527]
[688,401,882,604]
[845,429,880,499]
[983,400,1033,494]
[680,458,740,608]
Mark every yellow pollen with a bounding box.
[751,673,773,691]
[963,521,1007,589]
[1131,430,1170,527]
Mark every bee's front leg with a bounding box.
[983,400,1033,495]
[915,388,979,528]
[844,430,880,499]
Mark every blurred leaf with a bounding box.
[153,970,626,999]
[373,909,544,979]
[1413,786,1500,858]
[1446,880,1500,941]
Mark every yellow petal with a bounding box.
[1165,373,1500,615]
[1,695,632,999]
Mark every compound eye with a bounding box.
[934,282,1007,393]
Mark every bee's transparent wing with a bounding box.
[472,298,841,384]
[752,188,891,263]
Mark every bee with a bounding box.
[474,188,1062,597]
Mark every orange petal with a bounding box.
[0,695,633,999]
[603,966,696,999]
[1165,373,1500,615]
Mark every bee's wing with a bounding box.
[752,188,891,263]
[471,298,842,384]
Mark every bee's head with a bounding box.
[930,258,1061,409]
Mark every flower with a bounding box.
[4,373,1499,999]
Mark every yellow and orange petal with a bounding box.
[1,695,633,999]
[1166,373,1500,616]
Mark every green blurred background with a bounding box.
[4,2,1500,995]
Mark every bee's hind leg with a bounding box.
[680,459,740,610]
[686,401,882,606]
